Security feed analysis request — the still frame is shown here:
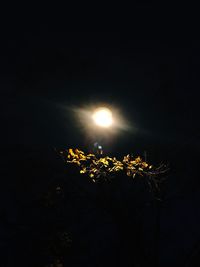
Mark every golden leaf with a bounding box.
[142,162,148,168]
[68,148,74,155]
[135,156,142,164]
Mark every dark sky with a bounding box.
[1,5,200,202]
[1,8,199,155]
[1,5,200,267]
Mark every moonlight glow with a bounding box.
[92,107,113,128]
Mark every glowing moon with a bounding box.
[92,107,113,128]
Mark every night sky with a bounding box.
[1,6,200,267]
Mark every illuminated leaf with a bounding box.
[61,148,168,189]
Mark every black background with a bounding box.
[1,5,200,267]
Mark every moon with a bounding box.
[92,107,113,128]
